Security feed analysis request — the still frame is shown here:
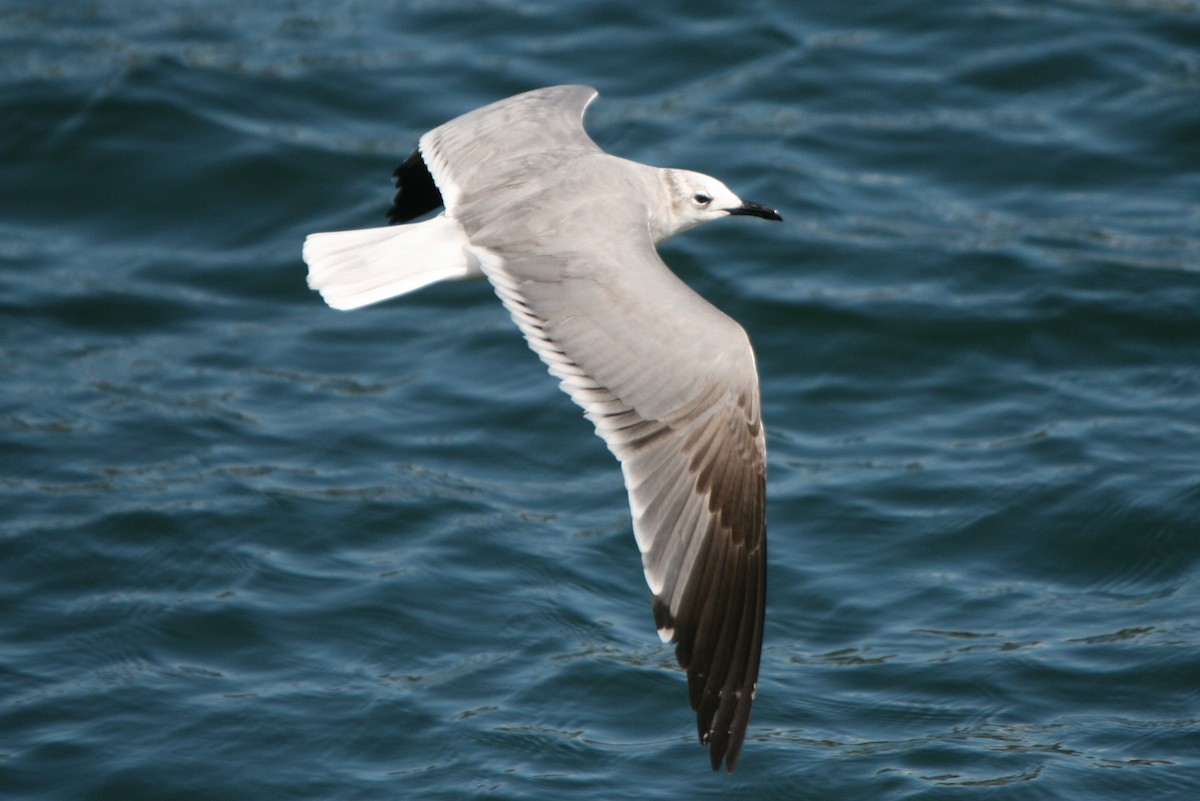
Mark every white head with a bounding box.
[651,168,782,242]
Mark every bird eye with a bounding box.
[693,193,713,206]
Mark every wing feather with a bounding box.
[467,205,766,771]
[419,85,601,210]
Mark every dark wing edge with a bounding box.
[642,395,767,772]
[388,148,444,224]
[418,85,600,214]
[389,85,600,226]
[478,248,767,773]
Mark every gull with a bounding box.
[302,85,780,772]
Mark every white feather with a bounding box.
[303,215,480,311]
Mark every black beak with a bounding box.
[727,200,782,221]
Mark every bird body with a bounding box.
[303,85,779,772]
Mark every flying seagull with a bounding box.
[302,85,779,772]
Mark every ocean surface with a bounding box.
[2,2,1199,799]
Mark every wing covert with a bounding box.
[471,208,767,772]
[419,85,601,210]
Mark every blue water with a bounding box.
[3,1,1199,798]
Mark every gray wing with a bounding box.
[419,85,602,209]
[470,203,767,772]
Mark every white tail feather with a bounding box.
[303,215,479,311]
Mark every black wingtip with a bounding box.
[666,501,766,774]
[387,148,444,224]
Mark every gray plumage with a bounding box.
[303,85,779,772]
